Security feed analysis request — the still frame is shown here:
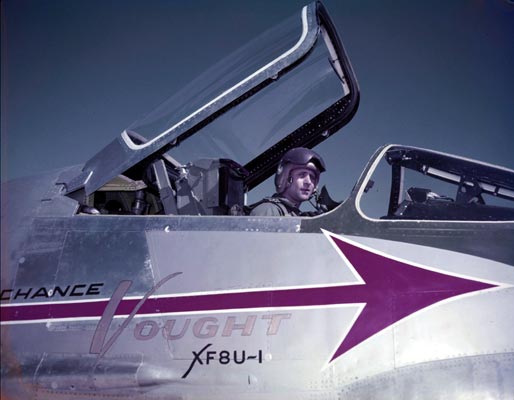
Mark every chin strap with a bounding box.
[307,189,327,214]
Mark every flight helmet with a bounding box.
[275,147,326,194]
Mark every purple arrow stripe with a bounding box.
[328,235,496,359]
[1,300,110,321]
[0,286,360,322]
[0,232,498,366]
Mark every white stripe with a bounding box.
[321,230,511,289]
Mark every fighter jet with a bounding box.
[2,2,513,399]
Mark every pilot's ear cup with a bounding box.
[275,163,285,192]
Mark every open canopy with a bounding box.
[65,1,359,196]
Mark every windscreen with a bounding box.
[167,37,348,165]
[65,2,359,197]
[127,10,304,144]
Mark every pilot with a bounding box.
[250,147,326,216]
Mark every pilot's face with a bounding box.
[282,167,318,206]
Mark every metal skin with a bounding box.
[2,3,514,400]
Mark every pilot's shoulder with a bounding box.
[249,200,284,216]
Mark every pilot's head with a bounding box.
[275,147,326,206]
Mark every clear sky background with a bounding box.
[2,0,513,202]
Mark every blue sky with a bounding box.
[2,0,513,201]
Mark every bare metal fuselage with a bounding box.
[2,1,514,398]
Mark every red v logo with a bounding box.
[89,273,182,357]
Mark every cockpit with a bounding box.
[64,1,360,217]
[357,145,514,222]
[62,1,514,222]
